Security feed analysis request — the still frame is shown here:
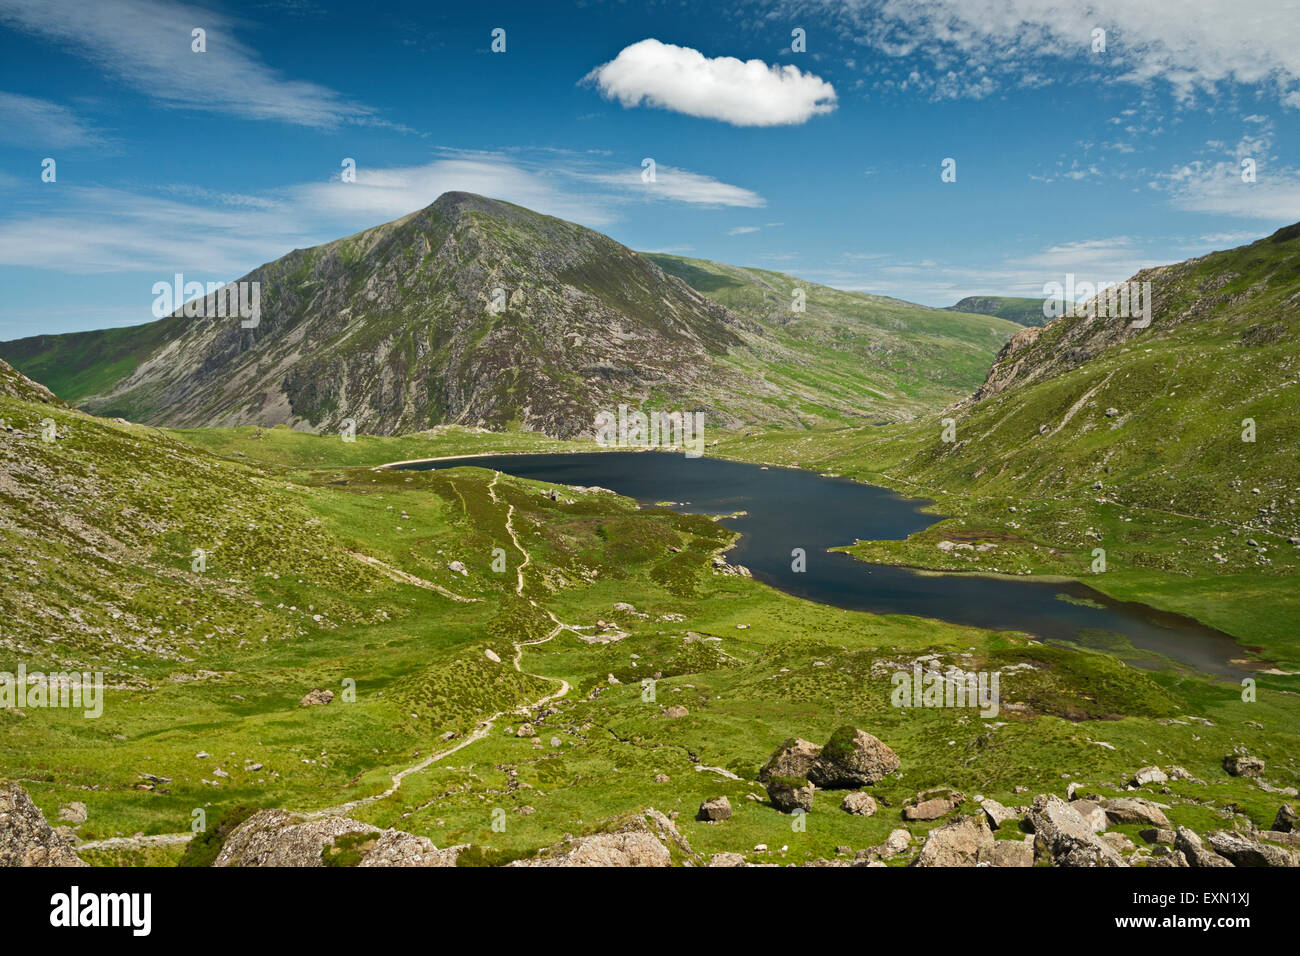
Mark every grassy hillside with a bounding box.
[648,253,1020,422]
[713,226,1300,669]
[4,362,1294,866]
[947,295,1048,327]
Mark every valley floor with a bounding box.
[1,420,1296,866]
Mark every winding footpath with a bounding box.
[83,471,574,849]
[308,470,573,819]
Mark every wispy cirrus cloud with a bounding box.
[580,162,765,207]
[0,0,379,128]
[0,149,766,275]
[584,38,836,126]
[0,91,105,148]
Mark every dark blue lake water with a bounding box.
[396,451,1254,677]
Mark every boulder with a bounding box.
[1130,765,1168,787]
[856,828,911,863]
[1025,794,1127,867]
[356,830,462,867]
[707,851,748,867]
[57,802,88,825]
[1146,848,1189,867]
[299,689,334,707]
[757,737,821,783]
[1273,804,1296,832]
[841,792,878,817]
[515,723,535,738]
[1258,829,1300,847]
[980,798,1021,831]
[510,810,684,867]
[903,788,965,821]
[0,783,86,867]
[1206,831,1297,868]
[978,837,1035,867]
[697,796,732,823]
[214,810,376,866]
[912,814,994,867]
[1102,797,1171,829]
[1139,827,1176,845]
[1102,832,1136,853]
[1223,754,1265,777]
[766,776,814,813]
[1174,826,1233,867]
[809,726,899,788]
[660,705,688,719]
[1069,799,1110,833]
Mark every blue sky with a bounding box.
[1,0,1298,337]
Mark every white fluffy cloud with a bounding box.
[584,39,836,126]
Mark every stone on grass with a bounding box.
[841,792,878,816]
[809,726,899,788]
[757,738,821,783]
[912,814,993,867]
[766,776,814,814]
[697,796,732,823]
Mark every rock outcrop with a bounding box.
[510,809,688,867]
[0,783,86,867]
[912,814,994,867]
[1026,795,1127,867]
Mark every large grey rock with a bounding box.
[978,837,1035,867]
[1146,848,1189,867]
[697,796,732,822]
[1070,799,1109,833]
[856,828,911,863]
[1026,794,1127,867]
[809,726,899,788]
[766,776,814,813]
[707,851,748,867]
[980,798,1021,831]
[510,810,685,867]
[757,738,821,783]
[1223,754,1265,777]
[1130,765,1168,787]
[299,688,334,707]
[841,792,878,816]
[0,783,86,867]
[1102,797,1171,828]
[912,814,994,867]
[1206,830,1297,868]
[357,830,462,867]
[1175,826,1233,867]
[215,810,376,866]
[1273,804,1297,833]
[57,802,88,825]
[903,788,965,821]
[1259,829,1300,847]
